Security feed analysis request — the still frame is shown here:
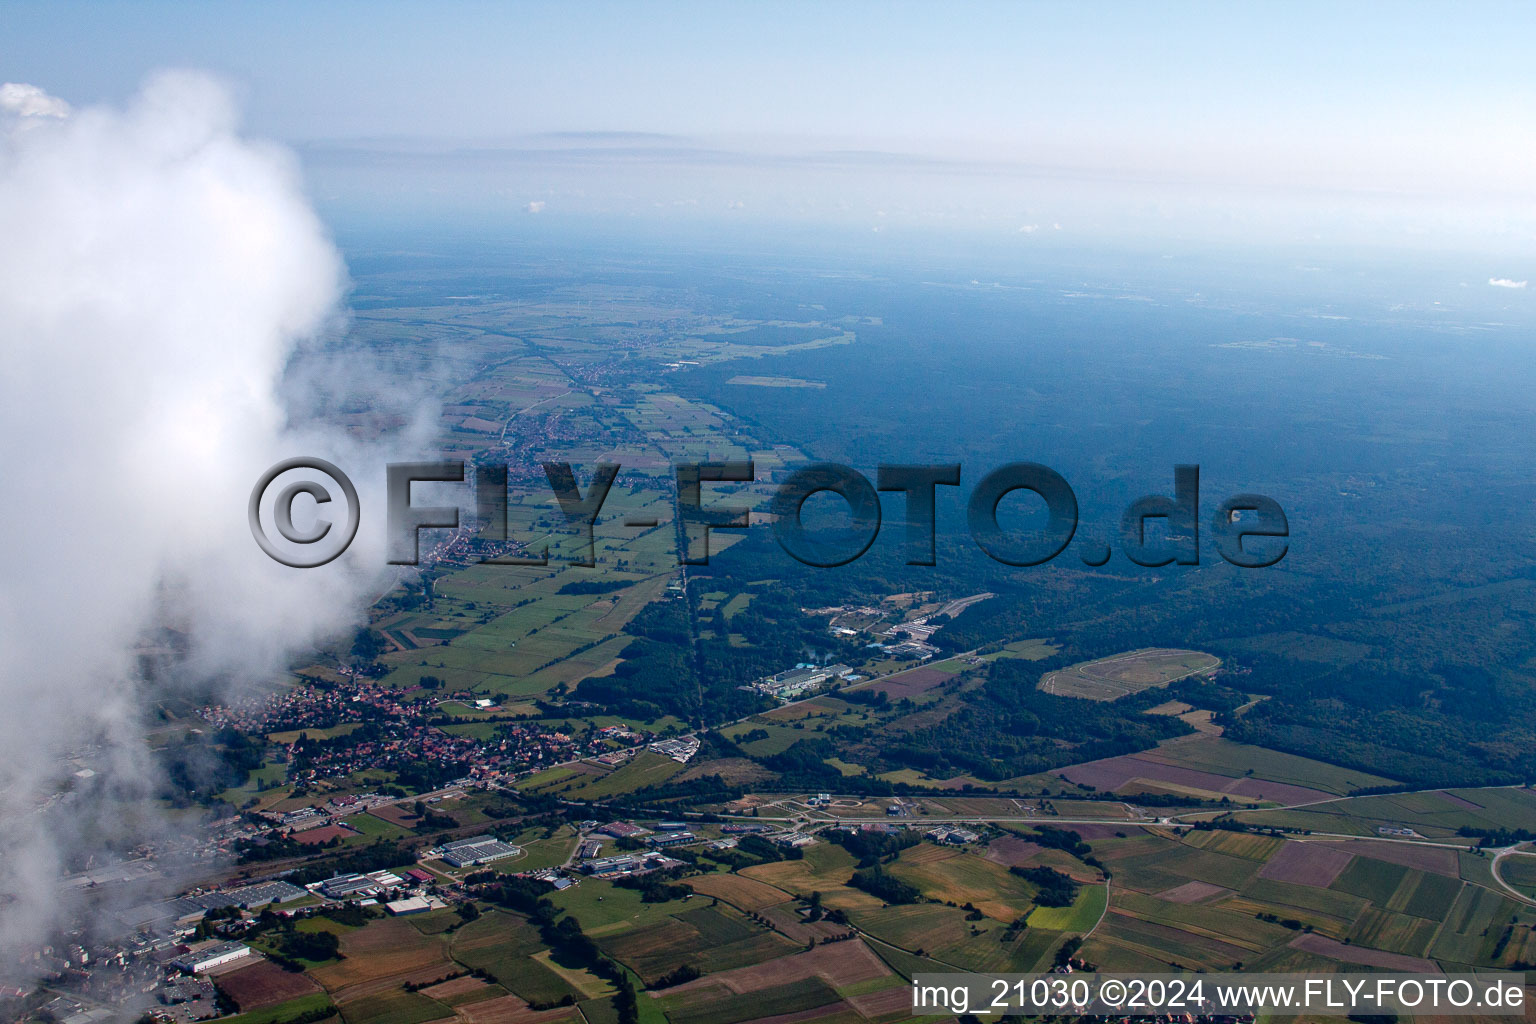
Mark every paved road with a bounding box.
[1490,846,1536,907]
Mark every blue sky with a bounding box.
[6,2,1535,249]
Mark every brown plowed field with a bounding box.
[1258,842,1355,886]
[1312,839,1459,876]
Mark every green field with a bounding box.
[1144,736,1397,795]
[598,903,796,984]
[225,994,336,1024]
[886,844,1037,921]
[1027,882,1107,931]
[987,638,1060,661]
[657,976,841,1024]
[1330,857,1410,904]
[1496,852,1536,897]
[337,991,448,1024]
[553,751,688,799]
[1039,648,1220,701]
[450,910,580,1003]
[1240,786,1536,838]
[1072,825,1526,974]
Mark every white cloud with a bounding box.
[525,200,545,213]
[1018,223,1039,234]
[1489,277,1527,289]
[0,74,412,969]
[0,82,71,119]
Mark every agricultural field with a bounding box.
[1039,648,1220,701]
[597,902,797,985]
[651,940,896,1024]
[223,993,336,1024]
[1075,824,1536,975]
[308,917,458,1001]
[884,843,1039,921]
[1238,784,1536,838]
[1138,735,1398,795]
[1027,883,1108,932]
[216,961,322,1013]
[739,844,868,906]
[1056,734,1393,805]
[685,873,793,912]
[528,751,688,801]
[984,637,1060,662]
[1495,851,1536,899]
[191,296,1536,1024]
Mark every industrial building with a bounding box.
[319,873,382,899]
[580,854,640,875]
[440,835,521,867]
[385,897,431,916]
[170,942,251,974]
[226,880,307,907]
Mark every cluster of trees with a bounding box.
[1030,827,1092,858]
[1458,827,1536,847]
[274,929,340,964]
[558,578,632,595]
[826,826,920,867]
[652,964,702,989]
[575,599,700,721]
[738,833,804,862]
[848,867,922,905]
[693,586,859,697]
[410,801,460,831]
[610,873,694,903]
[1010,865,1078,907]
[873,658,1189,781]
[157,726,266,807]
